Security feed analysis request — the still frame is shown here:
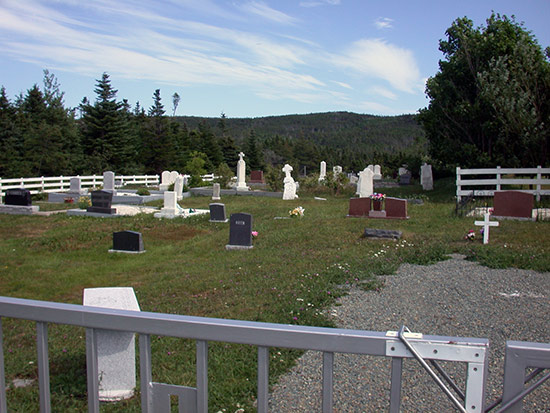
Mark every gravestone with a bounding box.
[474,213,499,244]
[421,163,433,190]
[87,190,116,214]
[249,170,265,184]
[493,191,534,219]
[69,177,85,194]
[319,161,326,181]
[212,183,221,200]
[174,175,184,200]
[83,287,140,401]
[5,188,32,206]
[109,231,145,253]
[357,168,374,198]
[153,191,179,218]
[347,198,371,217]
[385,197,408,219]
[209,203,228,223]
[226,213,253,249]
[333,165,342,177]
[399,173,411,185]
[103,171,116,194]
[236,152,249,191]
[363,228,402,240]
[282,164,298,200]
[373,165,382,180]
[159,171,171,191]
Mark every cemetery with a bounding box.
[0,171,549,412]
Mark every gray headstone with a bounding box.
[226,213,253,249]
[209,203,228,222]
[5,188,32,206]
[87,190,116,214]
[363,228,402,239]
[103,171,116,193]
[110,231,145,253]
[212,183,221,200]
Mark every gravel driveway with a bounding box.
[268,254,550,412]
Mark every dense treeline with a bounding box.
[0,71,425,179]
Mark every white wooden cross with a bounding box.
[474,213,499,244]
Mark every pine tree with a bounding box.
[0,87,23,177]
[245,129,264,171]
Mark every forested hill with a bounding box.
[174,111,424,153]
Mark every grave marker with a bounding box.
[282,164,298,200]
[319,161,326,181]
[87,190,116,214]
[493,191,534,219]
[103,171,116,194]
[236,152,249,191]
[474,213,499,244]
[109,231,145,253]
[212,183,221,200]
[421,163,433,190]
[357,168,374,198]
[5,188,32,206]
[209,203,228,223]
[373,165,382,180]
[153,191,179,218]
[249,170,265,184]
[226,213,253,249]
[385,197,408,219]
[83,287,140,401]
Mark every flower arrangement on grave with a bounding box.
[251,231,258,238]
[289,206,305,218]
[77,197,91,209]
[369,193,386,201]
[64,197,74,204]
[369,193,386,211]
[465,229,476,241]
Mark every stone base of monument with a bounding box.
[368,210,387,218]
[225,244,254,250]
[83,287,140,402]
[67,209,120,218]
[0,205,39,215]
[154,208,209,219]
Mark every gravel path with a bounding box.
[268,254,550,412]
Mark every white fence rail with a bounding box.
[0,174,160,196]
[456,166,550,202]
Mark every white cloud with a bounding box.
[332,81,353,89]
[375,17,394,30]
[370,86,397,100]
[239,1,298,24]
[300,0,340,7]
[336,38,423,93]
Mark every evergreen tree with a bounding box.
[197,121,223,170]
[245,129,263,171]
[0,87,23,177]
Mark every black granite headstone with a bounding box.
[209,203,227,222]
[87,190,116,214]
[399,173,412,185]
[227,213,253,248]
[5,188,32,206]
[111,230,145,253]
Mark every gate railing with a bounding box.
[0,296,546,412]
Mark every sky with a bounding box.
[1,0,549,118]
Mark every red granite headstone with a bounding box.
[249,170,265,184]
[348,198,370,217]
[493,191,533,219]
[385,197,408,219]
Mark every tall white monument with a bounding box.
[358,168,374,198]
[319,161,326,181]
[421,163,434,190]
[282,164,298,200]
[236,152,249,191]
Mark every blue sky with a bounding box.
[1,0,549,118]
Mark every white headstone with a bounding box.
[475,213,499,244]
[212,183,221,200]
[319,161,327,181]
[83,287,140,401]
[358,168,374,198]
[236,152,248,191]
[154,191,180,218]
[103,171,116,194]
[282,164,298,200]
[373,165,382,180]
[169,171,179,185]
[367,165,374,173]
[333,165,342,177]
[174,175,184,200]
[159,171,171,191]
[398,166,409,176]
[421,163,434,190]
[69,177,84,194]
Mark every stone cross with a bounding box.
[474,213,499,244]
[282,164,293,179]
[238,152,245,161]
[236,152,248,191]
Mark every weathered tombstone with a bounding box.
[174,175,184,200]
[69,177,85,194]
[348,174,358,184]
[357,168,374,198]
[319,161,326,181]
[385,197,408,219]
[5,188,32,206]
[159,171,171,191]
[493,191,534,219]
[398,166,409,176]
[226,213,253,249]
[109,231,145,253]
[347,197,371,217]
[399,173,411,185]
[367,165,374,173]
[363,228,402,240]
[103,171,116,194]
[249,170,265,184]
[209,203,228,223]
[282,164,298,200]
[153,191,179,218]
[212,183,221,200]
[373,165,382,180]
[169,171,179,185]
[474,213,499,244]
[87,190,116,214]
[333,165,342,177]
[421,163,433,190]
[236,152,249,191]
[83,287,140,401]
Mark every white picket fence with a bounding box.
[0,172,217,197]
[0,174,159,196]
[456,166,550,202]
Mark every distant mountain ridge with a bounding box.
[174,111,424,153]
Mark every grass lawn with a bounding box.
[0,178,548,411]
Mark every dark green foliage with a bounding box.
[418,14,550,169]
[244,129,263,171]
